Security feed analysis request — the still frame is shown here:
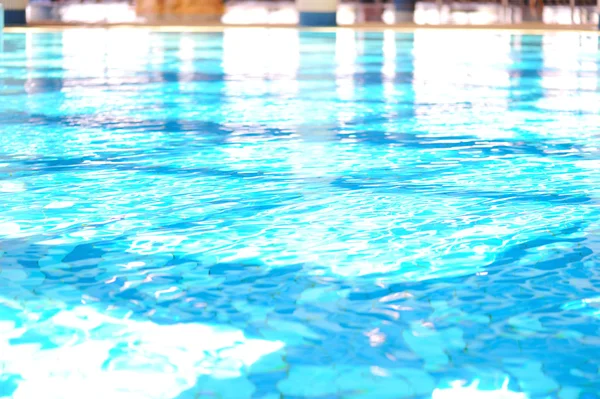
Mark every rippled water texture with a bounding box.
[1,29,600,398]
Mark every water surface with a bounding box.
[0,30,599,398]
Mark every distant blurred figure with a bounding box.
[522,0,544,21]
[358,0,384,22]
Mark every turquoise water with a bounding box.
[0,29,599,398]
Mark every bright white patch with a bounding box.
[432,379,527,399]
[474,246,487,255]
[45,201,75,209]
[36,238,73,246]
[124,261,146,269]
[0,181,25,193]
[0,222,21,236]
[0,303,284,399]
[70,230,97,239]
[574,160,600,169]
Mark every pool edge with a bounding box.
[3,22,600,34]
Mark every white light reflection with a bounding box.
[382,30,397,117]
[61,29,153,78]
[221,28,300,130]
[412,30,512,93]
[23,33,38,150]
[538,33,599,114]
[59,29,156,119]
[382,30,397,83]
[412,31,513,138]
[335,29,357,122]
[433,379,528,399]
[176,34,196,83]
[0,299,284,399]
[280,32,340,179]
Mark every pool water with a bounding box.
[0,29,599,398]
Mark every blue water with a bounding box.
[0,29,599,398]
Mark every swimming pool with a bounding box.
[0,28,599,398]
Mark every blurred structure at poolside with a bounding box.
[2,0,598,27]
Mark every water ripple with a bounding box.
[0,30,599,398]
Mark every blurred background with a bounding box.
[22,0,600,26]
